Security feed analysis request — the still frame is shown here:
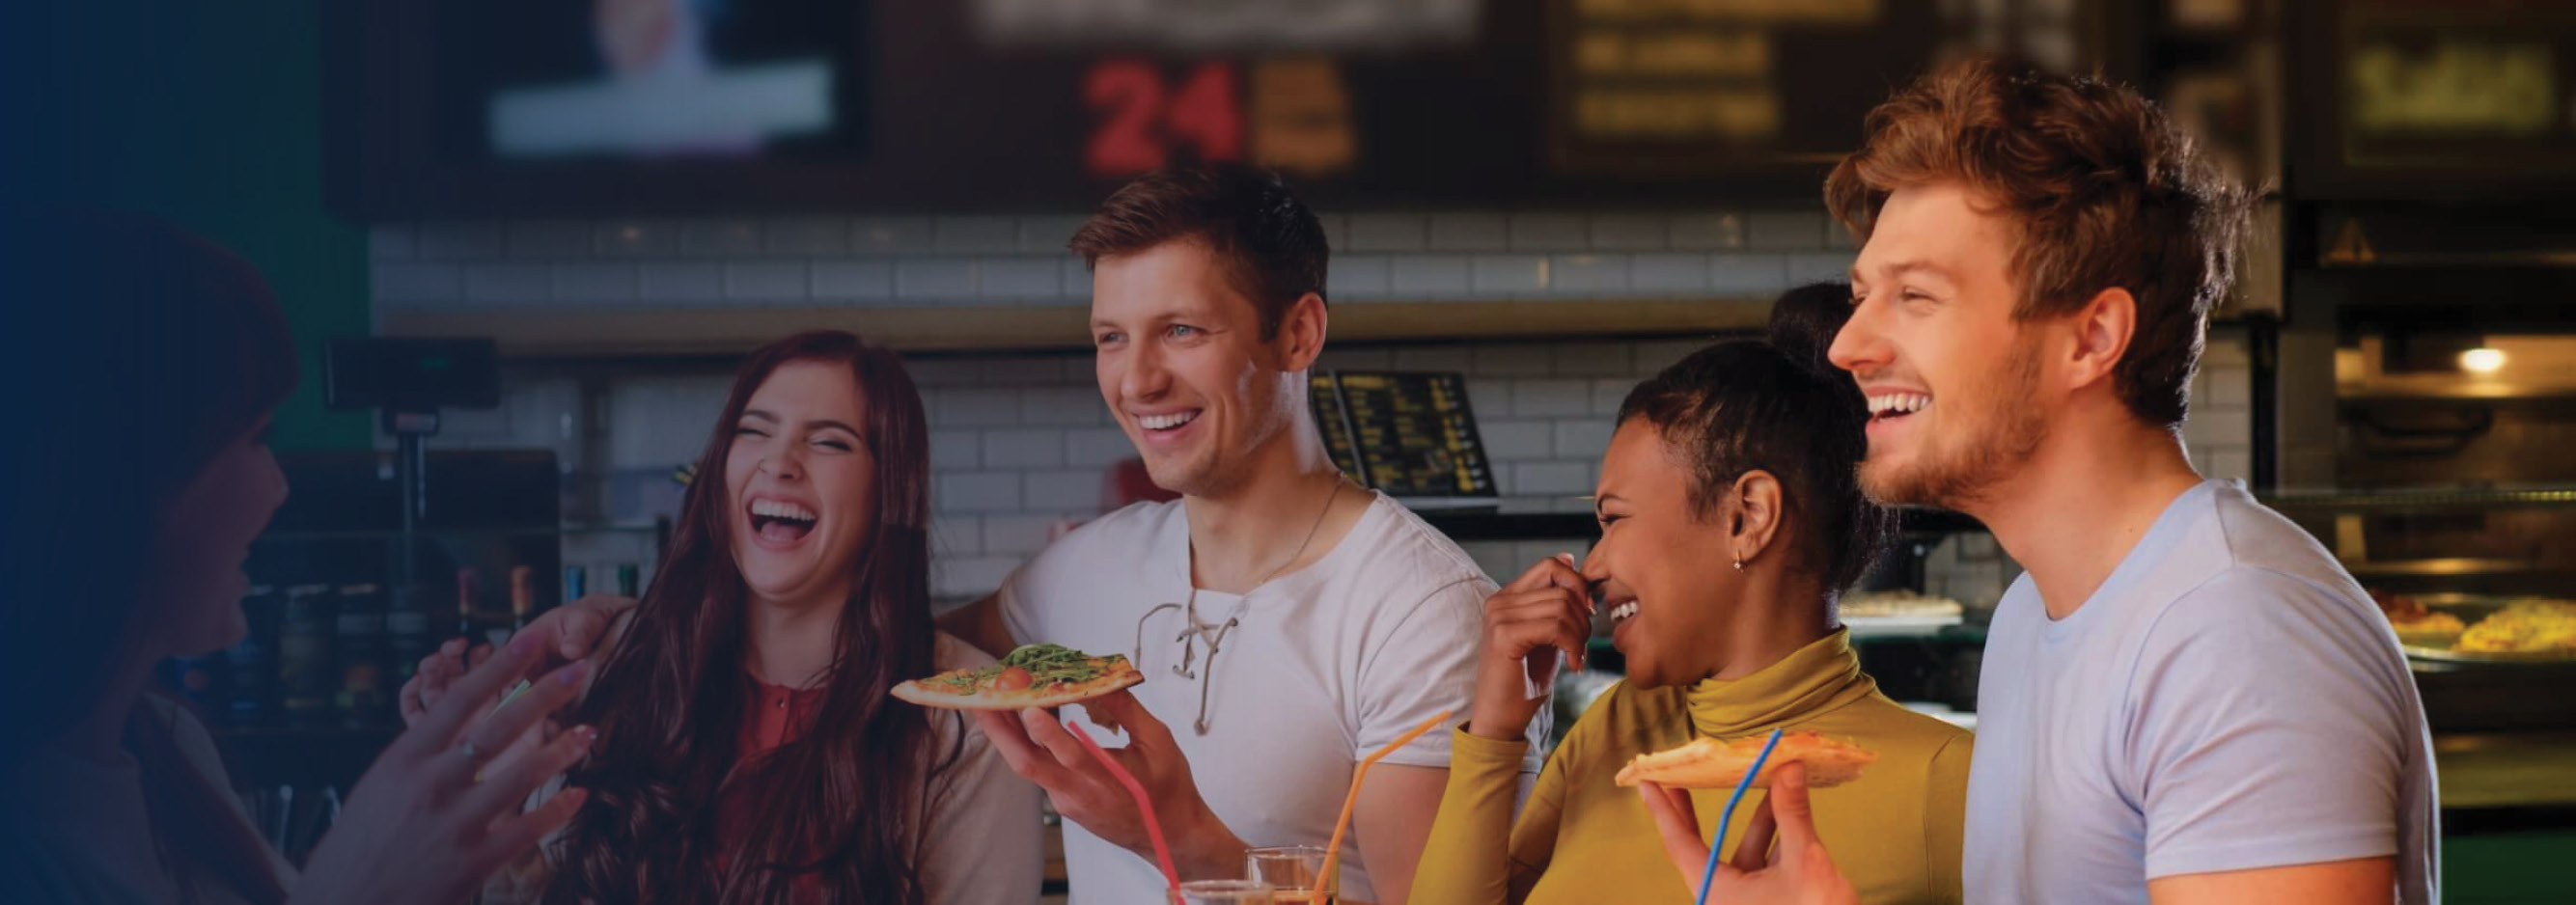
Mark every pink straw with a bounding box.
[1065,721,1184,905]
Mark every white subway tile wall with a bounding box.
[376,213,2257,601]
[1508,214,1591,251]
[1391,255,1472,295]
[1327,256,1393,297]
[384,210,1854,314]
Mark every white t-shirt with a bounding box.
[1966,480,2437,904]
[1001,491,1544,905]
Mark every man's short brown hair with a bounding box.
[1824,56,2253,429]
[1068,165,1329,341]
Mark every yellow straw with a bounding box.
[1312,709,1451,903]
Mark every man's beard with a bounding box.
[1143,433,1232,498]
[1860,341,2048,510]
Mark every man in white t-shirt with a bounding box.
[940,165,1545,905]
[1638,57,2436,905]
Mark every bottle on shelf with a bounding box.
[454,567,478,642]
[508,565,536,637]
[277,584,338,729]
[563,565,588,605]
[616,563,640,598]
[166,651,226,722]
[335,584,390,728]
[226,585,283,727]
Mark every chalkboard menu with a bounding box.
[1544,0,1947,178]
[1311,371,1497,500]
[2290,0,2576,199]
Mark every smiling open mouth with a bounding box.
[1138,410,1201,432]
[748,499,817,543]
[1867,392,1932,424]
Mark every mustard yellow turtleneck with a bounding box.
[1410,629,1972,905]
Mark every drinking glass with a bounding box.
[1245,845,1334,904]
[1177,879,1275,904]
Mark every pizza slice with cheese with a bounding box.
[891,643,1145,710]
[1613,730,1876,790]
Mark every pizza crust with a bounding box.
[1613,730,1876,790]
[890,667,1145,711]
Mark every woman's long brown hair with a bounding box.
[0,209,299,903]
[543,330,956,905]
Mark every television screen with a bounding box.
[443,0,861,163]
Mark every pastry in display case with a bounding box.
[1838,589,1967,637]
[2375,591,2576,662]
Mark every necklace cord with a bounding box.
[1142,476,1352,735]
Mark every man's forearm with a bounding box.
[2146,857,2396,905]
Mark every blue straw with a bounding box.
[1694,727,1785,905]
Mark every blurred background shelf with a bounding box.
[1417,507,1986,541]
[387,299,1784,357]
[253,521,666,543]
[2264,486,2576,512]
[2344,559,2569,580]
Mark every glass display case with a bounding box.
[2266,488,2576,733]
[2276,311,2576,885]
[2288,323,2576,734]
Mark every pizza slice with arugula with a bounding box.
[891,643,1145,710]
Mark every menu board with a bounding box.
[1311,371,1497,500]
[2291,0,2576,198]
[331,0,2103,216]
[1545,0,1947,178]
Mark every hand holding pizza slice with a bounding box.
[964,681,1252,880]
[1636,760,1861,905]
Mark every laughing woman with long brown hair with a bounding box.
[437,331,1040,905]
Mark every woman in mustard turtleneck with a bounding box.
[1412,285,1971,905]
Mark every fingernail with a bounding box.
[571,725,597,748]
[555,659,592,687]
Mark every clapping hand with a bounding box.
[290,622,597,905]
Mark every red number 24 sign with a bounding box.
[1084,60,1243,178]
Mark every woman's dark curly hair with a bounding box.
[1616,283,1894,601]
